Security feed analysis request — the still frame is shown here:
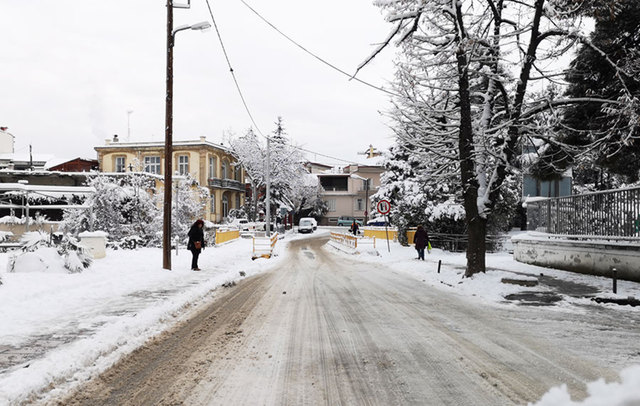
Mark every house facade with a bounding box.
[308,163,384,226]
[95,136,245,223]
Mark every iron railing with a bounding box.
[429,233,510,253]
[525,186,640,237]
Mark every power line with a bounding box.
[237,0,398,97]
[203,0,370,166]
[204,0,266,137]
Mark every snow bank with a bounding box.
[530,365,640,406]
[0,237,290,404]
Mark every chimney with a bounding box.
[105,139,111,145]
[200,136,206,143]
[113,134,119,143]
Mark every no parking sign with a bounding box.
[376,199,391,215]
[376,199,392,252]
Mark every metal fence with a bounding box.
[526,186,640,237]
[429,233,510,253]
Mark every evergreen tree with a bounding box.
[560,0,640,183]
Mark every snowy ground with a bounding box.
[327,235,640,406]
[328,240,640,308]
[1,229,639,405]
[0,235,290,404]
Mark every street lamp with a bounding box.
[163,0,210,270]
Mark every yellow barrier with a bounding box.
[216,229,240,245]
[252,232,279,259]
[363,227,417,244]
[330,232,358,249]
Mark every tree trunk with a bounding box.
[456,39,487,276]
[466,216,487,276]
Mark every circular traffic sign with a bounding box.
[376,199,391,215]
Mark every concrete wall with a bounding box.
[513,235,640,282]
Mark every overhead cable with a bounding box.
[203,0,367,166]
[204,0,266,137]
[237,0,398,97]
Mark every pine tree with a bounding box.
[561,0,640,183]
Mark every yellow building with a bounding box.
[95,135,245,223]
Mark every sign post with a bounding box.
[376,199,392,253]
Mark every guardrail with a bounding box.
[252,232,278,259]
[216,229,240,245]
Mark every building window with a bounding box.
[234,164,241,181]
[326,199,336,212]
[115,156,126,173]
[235,194,241,209]
[222,160,229,179]
[178,155,189,175]
[144,156,161,174]
[356,198,364,211]
[210,197,215,213]
[209,156,217,179]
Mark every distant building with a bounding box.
[0,127,52,170]
[0,127,14,154]
[308,157,384,226]
[521,143,572,198]
[522,171,572,198]
[47,158,99,172]
[95,135,245,223]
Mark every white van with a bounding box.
[298,217,317,233]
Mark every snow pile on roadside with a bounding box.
[530,364,640,406]
[0,237,289,405]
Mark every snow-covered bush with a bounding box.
[7,231,92,274]
[172,174,208,240]
[62,173,168,248]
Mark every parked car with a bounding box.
[298,218,315,233]
[228,218,254,231]
[367,216,389,226]
[299,217,317,230]
[336,216,363,227]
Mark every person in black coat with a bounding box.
[187,219,205,271]
[414,225,430,260]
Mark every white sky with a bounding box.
[0,0,396,165]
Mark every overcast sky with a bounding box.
[1,0,396,165]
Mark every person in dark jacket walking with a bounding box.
[187,219,205,271]
[414,225,430,260]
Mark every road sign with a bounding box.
[376,199,391,215]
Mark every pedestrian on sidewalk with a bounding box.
[414,225,430,260]
[350,220,359,236]
[187,219,205,271]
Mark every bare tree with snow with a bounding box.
[228,118,323,220]
[363,0,639,276]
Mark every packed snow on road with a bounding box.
[0,229,639,405]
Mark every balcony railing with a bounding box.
[208,178,244,191]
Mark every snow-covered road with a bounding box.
[55,234,640,405]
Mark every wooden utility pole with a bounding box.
[163,0,174,270]
[265,136,271,237]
